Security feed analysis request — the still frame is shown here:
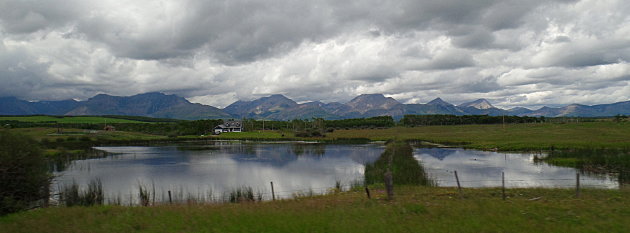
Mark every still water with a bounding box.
[414,148,619,188]
[53,142,620,204]
[52,141,384,203]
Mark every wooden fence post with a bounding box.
[502,172,506,201]
[270,181,276,201]
[576,173,581,198]
[454,170,463,197]
[168,190,172,204]
[384,171,394,200]
[365,186,371,199]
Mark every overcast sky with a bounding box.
[1,0,629,108]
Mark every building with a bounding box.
[214,120,243,134]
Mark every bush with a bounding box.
[0,131,50,215]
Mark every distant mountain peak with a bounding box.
[427,98,453,106]
[346,94,401,114]
[459,99,495,109]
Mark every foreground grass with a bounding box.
[328,122,630,150]
[1,186,629,233]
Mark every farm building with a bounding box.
[214,120,243,134]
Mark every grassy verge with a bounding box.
[1,186,629,233]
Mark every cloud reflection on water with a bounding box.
[53,142,384,202]
[414,148,619,188]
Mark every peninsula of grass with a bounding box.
[1,186,628,233]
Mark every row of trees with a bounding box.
[400,114,541,126]
[237,116,395,133]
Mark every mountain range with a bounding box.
[1,92,629,120]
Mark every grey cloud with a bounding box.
[538,40,630,68]
[0,0,629,109]
[425,51,476,70]
[0,0,85,34]
[1,0,574,63]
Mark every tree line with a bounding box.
[400,114,542,126]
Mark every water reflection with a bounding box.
[414,148,619,188]
[52,142,384,203]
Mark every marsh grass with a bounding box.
[59,179,103,207]
[138,185,151,207]
[540,148,630,183]
[228,186,256,203]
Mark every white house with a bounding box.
[213,120,243,134]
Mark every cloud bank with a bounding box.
[1,0,629,108]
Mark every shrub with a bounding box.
[0,131,50,215]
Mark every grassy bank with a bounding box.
[1,186,629,232]
[328,122,630,150]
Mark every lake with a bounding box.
[52,141,620,204]
[52,141,384,204]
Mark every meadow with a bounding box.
[326,121,630,150]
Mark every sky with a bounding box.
[1,0,629,109]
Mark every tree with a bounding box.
[0,131,50,215]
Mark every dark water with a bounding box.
[52,141,384,203]
[414,148,619,188]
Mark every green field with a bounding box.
[327,122,630,150]
[0,116,148,124]
[212,122,630,150]
[1,186,628,233]
[8,121,630,151]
